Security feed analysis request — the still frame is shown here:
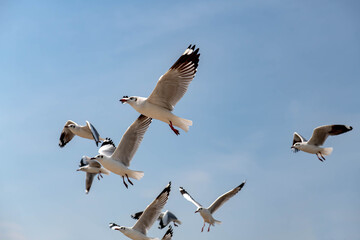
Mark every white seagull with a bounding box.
[90,115,152,188]
[120,45,200,136]
[291,124,353,161]
[109,182,171,240]
[179,181,246,232]
[77,156,110,194]
[59,120,104,147]
[131,210,181,229]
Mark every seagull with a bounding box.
[179,181,246,232]
[161,226,173,240]
[109,182,171,240]
[291,124,353,161]
[90,115,152,188]
[131,210,181,229]
[59,120,104,147]
[119,45,200,136]
[77,156,110,194]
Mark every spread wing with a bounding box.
[308,124,353,146]
[132,182,171,235]
[179,187,202,209]
[147,45,200,111]
[293,132,307,145]
[111,115,152,167]
[98,138,116,157]
[86,121,101,146]
[85,173,96,194]
[208,181,246,214]
[161,226,173,240]
[59,120,76,147]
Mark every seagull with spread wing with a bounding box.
[76,156,110,194]
[90,115,152,188]
[179,181,246,232]
[109,182,171,240]
[59,120,104,147]
[291,124,353,161]
[120,45,200,136]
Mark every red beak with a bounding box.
[120,99,127,103]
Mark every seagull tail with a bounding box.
[215,220,222,225]
[174,117,193,132]
[321,147,333,156]
[174,219,182,225]
[127,170,144,180]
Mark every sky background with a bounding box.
[1,0,359,239]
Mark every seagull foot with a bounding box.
[122,176,129,189]
[126,174,134,185]
[208,224,211,232]
[169,121,180,136]
[201,223,205,232]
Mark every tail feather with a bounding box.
[128,170,144,180]
[215,220,222,225]
[175,117,193,132]
[175,219,182,225]
[321,147,333,156]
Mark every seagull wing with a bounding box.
[85,172,96,194]
[98,138,116,157]
[308,124,353,146]
[86,121,101,146]
[88,160,102,168]
[59,120,76,147]
[111,115,152,167]
[293,132,307,145]
[179,187,202,208]
[208,181,246,214]
[147,45,200,111]
[161,226,173,240]
[132,182,171,235]
[131,211,144,220]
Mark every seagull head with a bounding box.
[195,207,203,213]
[65,124,76,129]
[90,154,105,161]
[291,143,302,152]
[119,96,138,105]
[109,223,127,233]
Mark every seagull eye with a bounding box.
[130,97,134,100]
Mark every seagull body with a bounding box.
[90,115,152,188]
[131,210,181,229]
[120,45,200,135]
[291,124,353,161]
[77,156,110,194]
[179,181,246,232]
[59,120,104,147]
[110,182,171,240]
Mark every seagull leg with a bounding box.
[169,121,180,136]
[320,153,326,161]
[122,176,128,188]
[126,174,134,186]
[201,223,205,232]
[316,153,324,162]
[174,223,178,227]
[207,224,211,232]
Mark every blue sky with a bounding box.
[1,0,359,239]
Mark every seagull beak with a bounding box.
[194,210,198,213]
[119,98,127,104]
[290,146,295,149]
[90,157,96,160]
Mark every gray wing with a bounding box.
[292,132,307,146]
[86,121,101,147]
[208,181,246,214]
[161,226,173,240]
[98,138,116,157]
[59,120,76,147]
[147,45,200,111]
[132,182,171,235]
[159,210,178,229]
[111,115,152,167]
[85,173,96,194]
[308,124,353,146]
[88,160,102,168]
[179,187,202,209]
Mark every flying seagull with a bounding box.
[109,182,171,240]
[161,226,173,240]
[120,45,200,136]
[77,156,110,194]
[131,210,181,229]
[179,181,246,232]
[291,124,353,161]
[90,115,152,188]
[59,120,104,147]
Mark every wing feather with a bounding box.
[179,187,202,208]
[308,124,353,146]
